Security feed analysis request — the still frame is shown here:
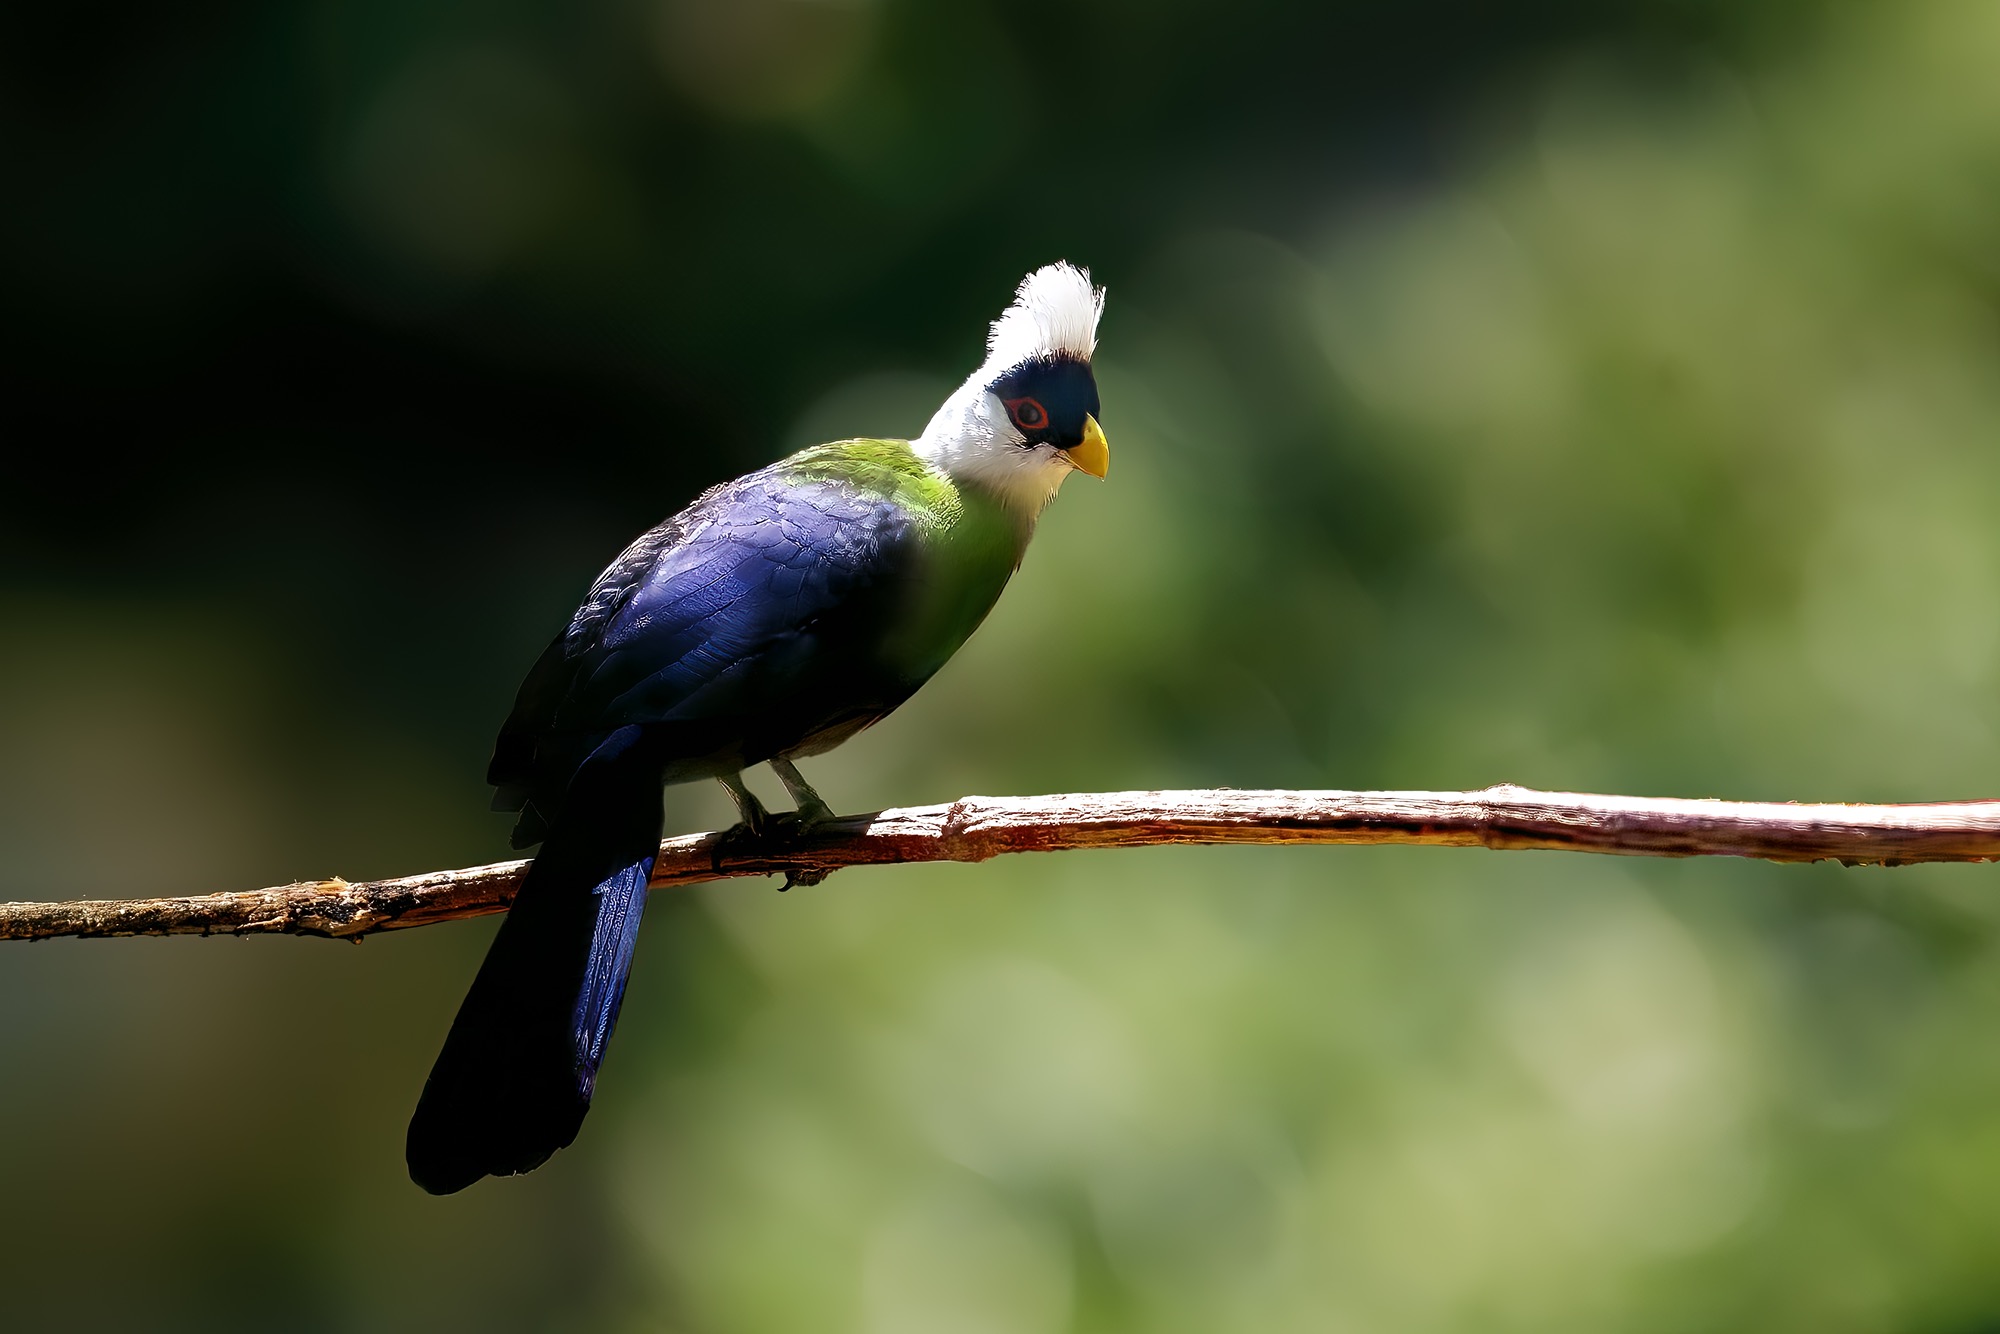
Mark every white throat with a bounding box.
[913,381,1078,520]
[912,261,1105,523]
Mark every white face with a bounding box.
[914,381,1083,517]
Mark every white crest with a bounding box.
[983,261,1105,372]
[914,261,1107,525]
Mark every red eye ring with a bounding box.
[1004,396,1048,431]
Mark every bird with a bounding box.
[406,262,1110,1194]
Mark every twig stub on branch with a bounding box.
[4,785,1998,943]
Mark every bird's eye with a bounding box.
[1004,397,1048,432]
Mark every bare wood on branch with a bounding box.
[5,785,1999,943]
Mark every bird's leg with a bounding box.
[716,771,771,839]
[768,757,836,826]
[766,757,835,891]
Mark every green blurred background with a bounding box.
[8,0,2000,1328]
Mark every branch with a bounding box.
[6,785,1999,943]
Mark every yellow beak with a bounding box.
[1065,414,1110,479]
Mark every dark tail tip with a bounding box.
[406,1050,587,1194]
[406,1134,501,1197]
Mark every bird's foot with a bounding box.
[717,769,830,888]
[765,759,839,889]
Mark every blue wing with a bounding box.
[489,466,921,846]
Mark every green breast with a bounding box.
[781,439,1027,686]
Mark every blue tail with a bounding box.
[408,726,663,1195]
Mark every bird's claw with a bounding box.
[778,865,831,892]
[772,802,834,890]
[710,816,767,873]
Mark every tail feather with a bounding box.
[408,725,664,1195]
[573,859,652,1100]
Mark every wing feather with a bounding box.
[489,466,920,845]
